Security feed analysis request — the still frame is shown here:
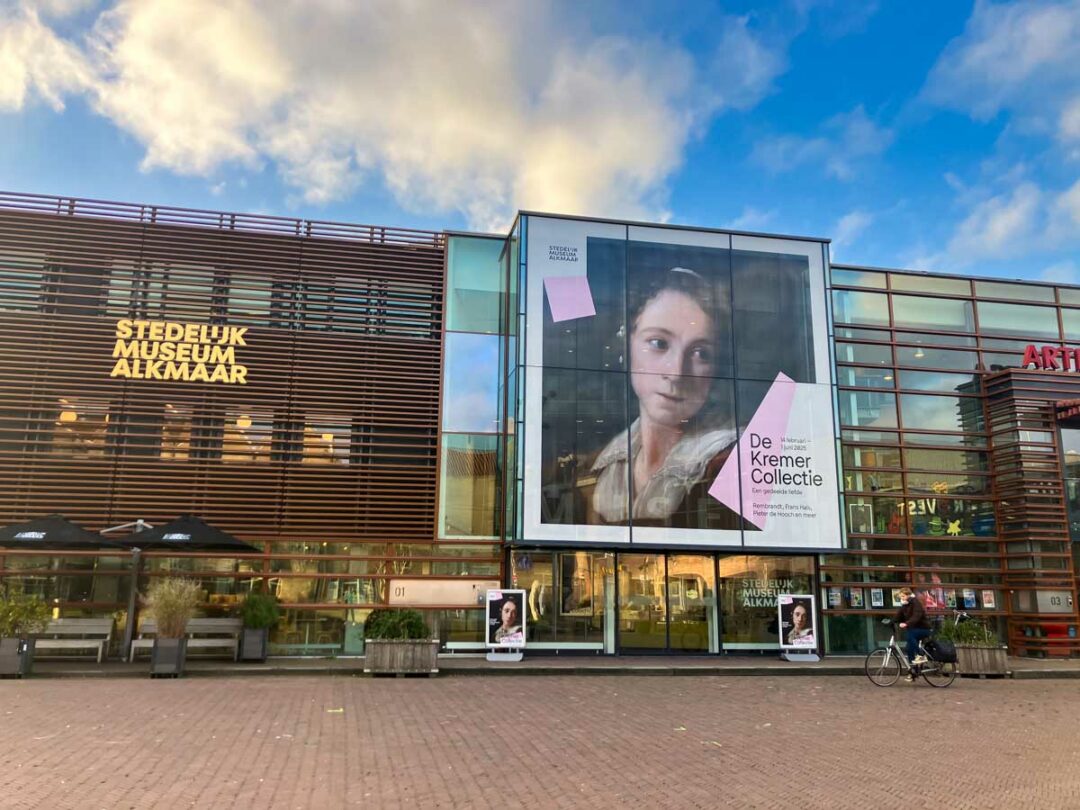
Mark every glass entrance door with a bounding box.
[617,554,718,652]
[667,555,716,653]
[617,554,667,650]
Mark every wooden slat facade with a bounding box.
[0,192,501,637]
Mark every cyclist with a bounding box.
[893,587,931,682]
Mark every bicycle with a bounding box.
[864,618,957,687]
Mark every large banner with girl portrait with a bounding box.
[521,215,841,550]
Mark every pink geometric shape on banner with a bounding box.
[708,372,797,530]
[544,276,596,322]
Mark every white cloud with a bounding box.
[0,0,787,230]
[944,182,1043,260]
[832,210,873,251]
[1041,259,1079,283]
[751,106,893,180]
[724,206,775,232]
[0,3,94,110]
[924,0,1080,144]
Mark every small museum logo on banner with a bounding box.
[777,594,817,651]
[486,589,526,649]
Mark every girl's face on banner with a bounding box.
[630,290,715,428]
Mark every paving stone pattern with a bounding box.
[1,675,1078,809]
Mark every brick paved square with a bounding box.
[1,675,1078,809]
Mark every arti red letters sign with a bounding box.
[1022,345,1080,371]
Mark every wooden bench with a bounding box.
[35,618,114,663]
[129,618,242,662]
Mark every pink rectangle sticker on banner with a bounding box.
[544,276,596,322]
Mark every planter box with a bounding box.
[0,638,34,677]
[363,639,439,675]
[956,644,1009,676]
[150,637,188,678]
[240,627,269,662]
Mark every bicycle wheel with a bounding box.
[865,647,901,686]
[922,660,957,688]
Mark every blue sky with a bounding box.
[1,0,1078,282]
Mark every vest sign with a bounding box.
[109,319,249,384]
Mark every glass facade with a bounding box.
[7,194,1080,662]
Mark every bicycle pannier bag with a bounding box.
[924,638,957,663]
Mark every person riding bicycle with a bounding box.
[894,587,931,682]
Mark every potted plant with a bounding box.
[144,578,201,677]
[935,618,1008,676]
[363,608,439,676]
[0,591,49,677]
[238,591,280,662]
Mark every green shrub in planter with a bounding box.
[363,609,437,675]
[364,608,430,640]
[935,619,999,647]
[0,591,49,677]
[935,617,1007,676]
[238,591,280,662]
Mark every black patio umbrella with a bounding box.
[116,515,261,553]
[0,514,127,551]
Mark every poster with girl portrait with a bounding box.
[522,215,840,550]
[486,589,526,649]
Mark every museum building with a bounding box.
[0,190,1077,658]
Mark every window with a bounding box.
[837,391,898,429]
[975,279,1054,302]
[227,276,274,326]
[161,404,192,459]
[903,448,989,472]
[446,236,504,334]
[221,410,273,463]
[896,370,980,393]
[830,268,886,288]
[42,263,111,317]
[438,433,498,538]
[832,290,889,326]
[889,274,970,296]
[835,342,892,366]
[899,393,984,433]
[836,366,894,388]
[302,415,350,465]
[0,253,45,311]
[842,445,901,469]
[51,399,110,458]
[442,332,500,433]
[976,301,1059,339]
[891,296,974,332]
[894,346,978,370]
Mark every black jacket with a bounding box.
[894,596,930,630]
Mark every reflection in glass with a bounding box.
[891,295,974,331]
[446,235,504,334]
[837,391,898,429]
[889,274,970,295]
[832,289,890,326]
[896,370,980,393]
[975,279,1054,302]
[895,346,978,370]
[836,366,895,388]
[835,342,892,365]
[718,555,813,650]
[831,268,886,288]
[510,550,611,646]
[438,433,498,539]
[442,332,500,432]
[667,555,717,652]
[899,393,984,433]
[976,301,1059,339]
[618,554,666,649]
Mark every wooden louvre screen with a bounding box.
[0,191,447,543]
